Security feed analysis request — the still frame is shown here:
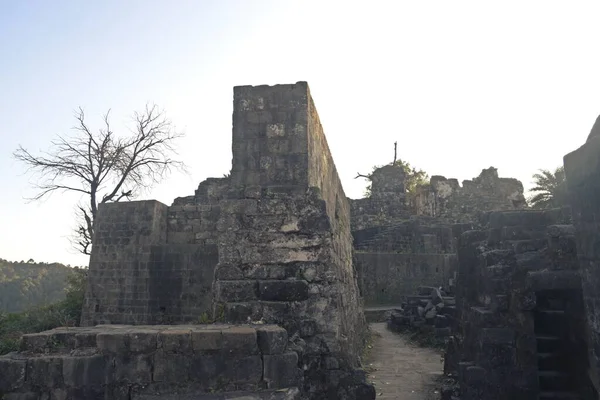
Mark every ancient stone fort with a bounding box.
[1,81,599,400]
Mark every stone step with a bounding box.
[536,335,561,353]
[134,387,302,400]
[538,371,571,392]
[539,391,580,400]
[538,352,565,371]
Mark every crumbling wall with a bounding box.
[411,167,526,222]
[212,82,372,399]
[447,209,592,400]
[349,164,525,304]
[349,164,410,232]
[564,132,600,395]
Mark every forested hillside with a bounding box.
[0,258,83,312]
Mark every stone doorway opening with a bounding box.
[534,288,594,400]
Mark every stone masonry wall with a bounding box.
[213,82,372,399]
[564,132,600,394]
[81,199,219,326]
[81,201,168,326]
[355,252,456,305]
[0,324,301,399]
[447,209,592,400]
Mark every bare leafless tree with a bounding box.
[14,104,186,255]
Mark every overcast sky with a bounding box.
[1,0,599,267]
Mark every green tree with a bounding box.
[361,159,429,197]
[391,159,429,194]
[528,166,568,209]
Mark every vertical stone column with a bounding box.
[564,134,600,390]
[81,200,168,326]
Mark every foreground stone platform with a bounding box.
[0,324,301,400]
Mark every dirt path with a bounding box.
[365,323,444,400]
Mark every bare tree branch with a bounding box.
[355,172,371,180]
[14,104,187,255]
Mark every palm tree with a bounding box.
[528,166,568,209]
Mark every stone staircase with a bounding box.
[535,293,580,400]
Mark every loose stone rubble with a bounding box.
[387,286,456,341]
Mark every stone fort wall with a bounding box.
[81,82,373,398]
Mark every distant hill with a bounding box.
[0,259,83,313]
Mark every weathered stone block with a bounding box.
[20,332,50,352]
[128,331,158,353]
[256,326,288,354]
[0,358,26,391]
[191,329,223,352]
[222,327,258,354]
[96,331,128,353]
[215,264,244,280]
[26,356,63,387]
[114,353,153,383]
[62,354,108,387]
[215,280,258,302]
[74,332,97,348]
[189,353,226,387]
[263,352,299,389]
[158,329,192,353]
[258,280,309,302]
[227,355,263,384]
[152,350,190,383]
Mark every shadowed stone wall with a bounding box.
[444,209,593,400]
[81,200,219,326]
[564,133,600,395]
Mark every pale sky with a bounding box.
[1,0,599,267]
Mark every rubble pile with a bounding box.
[387,286,456,339]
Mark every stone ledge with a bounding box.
[1,324,300,399]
